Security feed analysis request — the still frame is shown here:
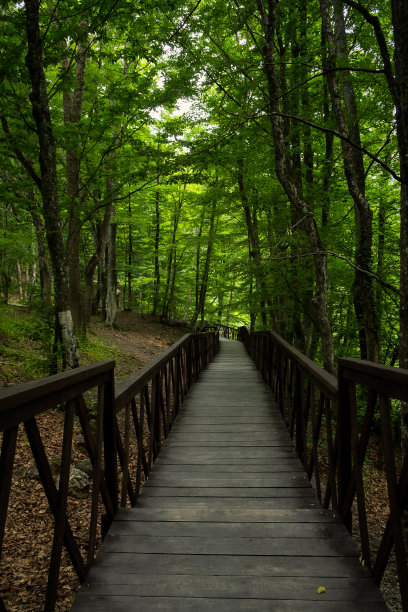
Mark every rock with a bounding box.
[75,421,99,455]
[76,458,105,477]
[48,456,62,475]
[68,468,90,499]
[88,419,98,436]
[56,468,90,499]
[24,456,61,481]
[25,464,40,481]
[75,436,88,454]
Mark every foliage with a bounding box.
[0,305,52,384]
[0,0,405,371]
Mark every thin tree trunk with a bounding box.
[85,205,111,323]
[299,5,316,354]
[190,200,217,330]
[322,75,333,228]
[162,197,182,318]
[238,161,268,327]
[184,284,192,320]
[29,207,52,307]
[249,273,256,332]
[376,201,386,339]
[16,262,24,301]
[225,277,235,328]
[127,197,133,311]
[24,0,79,369]
[167,248,178,319]
[104,198,117,327]
[152,183,161,316]
[195,211,205,312]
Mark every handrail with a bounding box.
[0,360,114,428]
[269,331,338,399]
[0,331,219,611]
[339,357,408,399]
[0,360,116,611]
[337,357,408,598]
[204,323,239,339]
[113,332,219,509]
[240,327,408,610]
[115,333,191,409]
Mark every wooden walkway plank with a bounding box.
[72,338,387,611]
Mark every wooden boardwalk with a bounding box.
[72,338,387,611]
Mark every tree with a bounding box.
[320,0,379,362]
[24,0,79,369]
[254,0,335,373]
[0,0,406,383]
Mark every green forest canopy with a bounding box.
[1,0,408,373]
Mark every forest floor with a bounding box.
[0,308,401,611]
[86,311,187,380]
[0,309,187,611]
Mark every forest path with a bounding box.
[72,338,386,611]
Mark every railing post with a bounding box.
[202,334,207,370]
[103,368,118,521]
[194,335,200,380]
[337,363,352,531]
[186,338,193,388]
[295,368,306,466]
[151,372,162,459]
[256,335,261,369]
[263,335,269,381]
[174,352,181,416]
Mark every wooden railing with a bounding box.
[114,332,219,506]
[239,327,408,610]
[204,323,239,339]
[0,331,219,611]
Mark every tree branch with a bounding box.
[343,0,397,104]
[222,107,400,181]
[0,113,42,190]
[267,249,400,297]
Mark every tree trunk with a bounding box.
[190,199,217,330]
[16,261,24,301]
[127,197,133,311]
[184,284,192,320]
[325,0,379,362]
[195,209,205,312]
[152,184,161,316]
[298,6,316,354]
[225,277,235,328]
[249,273,256,332]
[162,197,182,318]
[238,160,268,327]
[167,248,178,319]
[85,205,111,323]
[104,200,117,327]
[392,0,408,448]
[29,206,52,307]
[255,0,335,373]
[24,0,79,369]
[63,22,88,335]
[322,76,333,228]
[376,201,386,338]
